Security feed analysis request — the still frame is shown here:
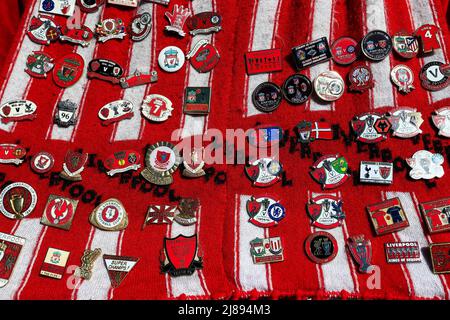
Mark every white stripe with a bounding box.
[365,0,395,108]
[48,8,103,141]
[0,0,41,132]
[238,195,269,292]
[407,0,450,103]
[385,191,446,298]
[0,219,44,300]
[245,0,280,117]
[75,229,120,300]
[113,3,155,141]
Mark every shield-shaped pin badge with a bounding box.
[54,100,78,127]
[60,150,88,181]
[161,234,203,277]
[182,147,206,178]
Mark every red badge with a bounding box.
[331,36,359,65]
[0,232,25,287]
[40,247,70,279]
[367,197,409,235]
[161,235,203,277]
[0,144,26,165]
[41,195,78,230]
[143,205,177,226]
[348,64,374,92]
[414,24,440,54]
[31,151,55,174]
[60,150,88,181]
[420,197,450,234]
[60,25,94,47]
[187,12,222,36]
[77,0,105,12]
[430,242,450,274]
[104,150,141,176]
[0,100,37,123]
[27,15,60,45]
[103,255,139,288]
[53,53,84,88]
[186,39,220,73]
[245,48,282,75]
[119,70,158,89]
[385,242,421,264]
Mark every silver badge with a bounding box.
[387,107,423,138]
[432,107,450,137]
[360,161,393,184]
[406,150,444,180]
[54,100,77,127]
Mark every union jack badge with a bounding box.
[41,195,78,230]
[164,4,191,37]
[143,204,177,227]
[250,237,284,264]
[0,232,26,287]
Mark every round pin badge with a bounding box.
[30,152,55,174]
[158,46,185,73]
[420,61,450,91]
[391,65,415,93]
[331,36,359,65]
[252,82,282,113]
[141,94,173,122]
[0,182,37,219]
[392,31,419,59]
[267,203,285,222]
[361,30,392,61]
[282,74,312,105]
[314,71,344,102]
[245,157,282,187]
[348,64,374,92]
[305,231,338,264]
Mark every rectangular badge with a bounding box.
[41,195,78,231]
[107,0,138,7]
[245,49,282,75]
[142,0,170,5]
[0,232,25,288]
[250,237,284,264]
[39,0,76,17]
[385,242,421,263]
[430,243,450,274]
[292,37,331,70]
[184,87,211,115]
[40,247,70,279]
[360,161,393,184]
[367,197,410,235]
[420,197,450,234]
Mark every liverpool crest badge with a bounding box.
[307,194,345,229]
[0,232,25,287]
[174,198,199,226]
[351,112,391,143]
[250,237,284,264]
[89,199,128,231]
[158,46,185,73]
[161,235,203,277]
[104,150,141,176]
[53,53,84,88]
[295,120,333,144]
[60,150,88,181]
[392,31,419,59]
[103,255,139,288]
[347,235,373,273]
[430,242,450,274]
[245,158,282,187]
[40,247,70,279]
[186,39,220,73]
[0,100,37,123]
[95,18,126,43]
[164,4,191,37]
[246,196,285,227]
[41,194,78,230]
[0,182,37,219]
[348,64,374,92]
[25,51,54,78]
[31,151,55,174]
[391,65,415,93]
[88,59,124,84]
[183,87,211,115]
[310,154,350,189]
[141,141,181,185]
[74,248,101,280]
[367,197,409,235]
[54,100,78,127]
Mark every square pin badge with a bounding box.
[367,197,409,235]
[40,247,70,279]
[107,0,138,7]
[41,195,79,230]
[359,161,393,184]
[39,0,76,17]
[184,87,211,115]
[420,197,450,234]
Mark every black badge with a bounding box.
[292,37,332,70]
[87,59,124,83]
[361,30,392,61]
[282,74,312,105]
[252,82,282,113]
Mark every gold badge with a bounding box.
[89,198,128,231]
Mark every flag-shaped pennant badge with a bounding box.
[103,255,140,288]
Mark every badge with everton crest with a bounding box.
[245,158,282,187]
[310,154,350,189]
[246,196,285,227]
[186,39,220,73]
[307,194,345,229]
[41,195,78,230]
[351,112,391,143]
[104,150,141,176]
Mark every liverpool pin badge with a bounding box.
[310,154,350,189]
[250,237,284,264]
[98,100,134,125]
[0,182,37,220]
[103,254,139,288]
[183,87,211,115]
[41,194,78,230]
[174,198,199,226]
[414,24,440,54]
[95,18,126,43]
[104,150,141,176]
[432,107,450,137]
[164,4,191,37]
[348,63,374,92]
[119,70,158,89]
[295,120,333,144]
[351,112,391,143]
[143,204,177,226]
[129,12,152,42]
[60,150,88,181]
[60,25,94,47]
[187,12,222,36]
[31,151,55,174]
[40,247,70,279]
[54,100,78,127]
[77,0,105,12]
[141,94,173,122]
[430,242,450,274]
[246,196,285,227]
[0,232,25,287]
[292,37,331,70]
[161,234,203,277]
[387,107,423,138]
[158,46,185,73]
[305,231,338,264]
[89,199,128,231]
[141,141,181,185]
[347,235,373,273]
[406,150,444,180]
[53,53,84,88]
[25,51,54,78]
[420,197,450,234]
[391,65,415,93]
[385,242,421,264]
[186,39,220,73]
[307,194,345,229]
[182,147,206,178]
[74,248,101,280]
[0,100,37,123]
[88,59,124,84]
[360,161,393,184]
[0,144,26,165]
[367,197,409,235]
[245,158,282,187]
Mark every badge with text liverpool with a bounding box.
[25,51,54,78]
[60,150,88,181]
[0,100,37,123]
[246,196,285,228]
[245,49,282,75]
[245,158,282,187]
[331,36,359,65]
[406,150,444,180]
[89,198,128,231]
[385,242,421,264]
[40,247,70,279]
[432,107,450,137]
[307,194,345,229]
[430,242,450,274]
[282,74,312,105]
[141,141,181,185]
[31,151,54,174]
[95,18,126,43]
[351,112,391,143]
[41,195,78,230]
[143,204,177,226]
[250,237,284,264]
[360,161,393,184]
[186,39,220,73]
[158,46,185,73]
[0,182,37,220]
[367,197,409,235]
[348,64,374,92]
[361,30,392,61]
[104,150,141,176]
[161,235,203,277]
[98,100,134,125]
[54,100,78,127]
[182,147,206,178]
[347,235,373,273]
[292,37,331,70]
[387,107,423,138]
[53,53,84,88]
[0,144,26,165]
[305,231,338,264]
[184,87,210,115]
[420,197,450,234]
[27,15,60,45]
[310,154,350,189]
[103,255,139,288]
[0,232,25,287]
[187,12,222,36]
[252,82,282,113]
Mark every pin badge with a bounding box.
[246,196,285,228]
[420,197,450,234]
[347,235,373,273]
[143,204,177,226]
[430,243,450,274]
[0,232,25,287]
[53,53,84,88]
[252,82,282,113]
[186,39,220,73]
[310,154,350,189]
[295,120,333,144]
[367,197,409,235]
[158,46,185,73]
[182,147,206,178]
[359,161,393,184]
[143,0,169,5]
[174,198,199,226]
[351,112,391,143]
[41,194,78,230]
[103,255,139,288]
[250,237,284,264]
[392,31,419,59]
[59,25,94,47]
[314,71,344,102]
[76,0,105,13]
[245,158,282,187]
[27,15,60,45]
[161,235,203,277]
[414,24,440,54]
[348,64,374,92]
[25,51,54,78]
[39,0,76,16]
[141,94,173,122]
[40,247,70,279]
[387,107,423,138]
[420,61,449,91]
[89,198,128,231]
[432,107,450,137]
[305,231,338,264]
[385,242,421,264]
[361,30,392,61]
[95,18,126,43]
[247,125,283,148]
[60,150,88,181]
[98,100,134,126]
[88,59,124,84]
[406,150,444,180]
[183,87,211,115]
[245,49,282,75]
[307,194,345,229]
[0,182,37,220]
[0,144,26,165]
[120,70,158,89]
[390,65,414,93]
[282,74,312,105]
[107,0,138,7]
[74,248,101,280]
[187,12,222,36]
[54,100,78,127]
[0,100,37,123]
[141,141,181,185]
[129,12,152,42]
[31,151,55,174]
[164,4,191,37]
[104,150,141,176]
[330,36,359,65]
[292,37,331,70]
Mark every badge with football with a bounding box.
[246,196,286,227]
[160,235,203,277]
[307,194,345,229]
[141,141,181,185]
[0,232,26,287]
[41,195,78,230]
[309,154,350,189]
[60,150,88,181]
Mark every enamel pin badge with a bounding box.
[391,65,415,93]
[77,0,105,12]
[141,94,173,122]
[406,150,444,180]
[432,107,450,137]
[0,144,26,165]
[41,195,78,230]
[74,248,101,280]
[40,247,70,279]
[53,53,84,88]
[247,125,283,148]
[385,242,421,264]
[0,100,37,123]
[245,49,282,75]
[414,24,440,54]
[0,182,37,220]
[25,51,54,78]
[187,12,222,36]
[292,37,331,70]
[104,150,141,176]
[420,197,450,234]
[27,15,60,45]
[307,194,345,229]
[60,25,94,47]
[420,61,449,91]
[387,107,423,138]
[89,199,128,231]
[367,197,409,235]
[31,151,55,174]
[143,204,177,226]
[161,235,203,277]
[158,46,185,72]
[295,120,333,144]
[103,255,139,288]
[282,74,312,104]
[95,18,126,43]
[141,141,181,185]
[186,39,220,73]
[54,100,78,127]
[351,112,391,143]
[129,12,152,42]
[174,198,199,226]
[120,70,158,89]
[245,158,282,187]
[246,196,286,228]
[182,147,206,178]
[107,0,138,7]
[98,100,134,125]
[313,71,344,102]
[348,64,374,92]
[305,231,338,264]
[430,243,450,274]
[60,150,88,181]
[39,0,76,16]
[164,4,191,37]
[250,237,284,264]
[392,31,419,58]
[88,59,124,84]
[360,161,393,184]
[0,232,25,287]
[184,87,211,115]
[310,154,350,189]
[347,235,373,273]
